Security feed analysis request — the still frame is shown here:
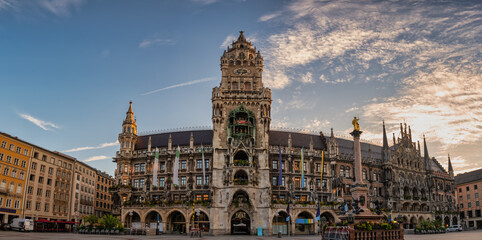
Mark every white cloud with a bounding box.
[0,0,14,10]
[192,0,218,5]
[304,118,330,131]
[63,140,119,153]
[84,155,110,162]
[259,12,281,22]
[300,72,314,84]
[139,37,174,48]
[19,113,59,131]
[39,0,84,17]
[345,107,359,113]
[220,35,236,49]
[141,77,217,96]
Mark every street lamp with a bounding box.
[320,216,327,240]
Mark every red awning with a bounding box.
[53,220,67,224]
[64,221,76,224]
[35,219,51,223]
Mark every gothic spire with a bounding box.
[124,101,134,124]
[423,134,431,170]
[237,31,247,42]
[382,121,389,150]
[448,153,454,177]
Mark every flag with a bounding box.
[173,146,180,185]
[321,150,324,186]
[301,147,305,188]
[192,202,195,221]
[278,145,282,186]
[315,204,320,221]
[153,148,159,187]
[286,204,290,221]
[202,145,206,185]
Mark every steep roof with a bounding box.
[335,137,383,161]
[269,131,326,149]
[135,130,213,149]
[455,168,482,185]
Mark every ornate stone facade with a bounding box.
[110,32,455,235]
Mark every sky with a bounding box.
[0,0,480,177]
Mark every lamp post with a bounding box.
[320,216,327,240]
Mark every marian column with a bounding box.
[349,117,369,212]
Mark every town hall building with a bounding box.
[110,31,456,235]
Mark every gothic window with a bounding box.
[228,105,255,140]
[340,166,345,177]
[234,170,248,185]
[362,169,367,180]
[272,160,278,169]
[345,167,351,178]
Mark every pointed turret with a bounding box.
[124,101,134,124]
[448,153,454,178]
[382,121,389,150]
[423,135,430,170]
[119,101,138,153]
[237,31,247,42]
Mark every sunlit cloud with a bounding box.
[259,12,281,22]
[84,155,110,162]
[19,113,60,131]
[139,37,174,48]
[63,140,119,153]
[141,77,217,96]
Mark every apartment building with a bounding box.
[94,170,114,218]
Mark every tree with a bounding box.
[85,215,99,229]
[99,214,121,230]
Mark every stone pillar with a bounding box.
[349,130,369,212]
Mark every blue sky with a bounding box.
[1,0,480,177]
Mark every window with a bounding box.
[140,163,145,172]
[475,185,478,190]
[160,162,165,171]
[476,193,479,198]
[5,198,12,208]
[40,165,45,172]
[13,158,19,165]
[294,162,300,171]
[272,176,278,186]
[181,160,187,170]
[345,167,351,178]
[0,153,3,161]
[476,201,480,207]
[196,194,202,201]
[281,177,285,186]
[197,160,202,169]
[459,188,462,192]
[36,202,40,211]
[3,167,9,176]
[46,190,51,197]
[48,167,53,174]
[6,156,11,163]
[139,178,145,188]
[340,166,345,176]
[159,177,165,187]
[468,202,472,208]
[26,200,31,209]
[468,210,473,218]
[23,149,29,156]
[181,176,186,186]
[21,161,26,168]
[303,162,306,172]
[316,163,320,172]
[295,177,300,188]
[37,188,42,196]
[39,177,44,184]
[47,178,52,185]
[9,144,14,151]
[11,169,17,178]
[14,200,19,209]
[362,169,367,180]
[273,160,278,169]
[135,164,139,172]
[0,141,6,148]
[27,186,33,194]
[196,176,202,185]
[323,163,327,173]
[44,203,49,212]
[467,186,470,191]
[303,178,307,188]
[205,176,209,185]
[19,172,24,180]
[16,147,21,153]
[468,194,471,200]
[282,161,285,170]
[205,159,209,169]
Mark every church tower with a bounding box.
[211,31,272,235]
[119,101,137,154]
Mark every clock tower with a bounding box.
[211,31,272,235]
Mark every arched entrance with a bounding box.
[295,211,314,235]
[272,211,288,235]
[410,216,417,229]
[125,211,141,229]
[320,212,336,225]
[190,211,210,233]
[444,216,450,227]
[231,210,250,235]
[167,211,186,234]
[145,211,162,231]
[452,216,458,225]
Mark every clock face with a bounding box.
[234,68,249,75]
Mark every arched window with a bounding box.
[345,167,350,178]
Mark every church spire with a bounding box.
[423,134,430,170]
[448,153,454,177]
[237,31,247,42]
[382,121,389,150]
[124,101,134,124]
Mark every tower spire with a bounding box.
[124,101,134,124]
[423,134,430,170]
[382,121,389,161]
[448,153,454,177]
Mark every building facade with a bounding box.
[23,147,75,221]
[70,161,97,223]
[94,170,114,218]
[455,168,482,229]
[110,32,456,235]
[0,132,32,224]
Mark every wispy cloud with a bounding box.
[84,155,110,162]
[39,0,84,17]
[19,113,59,131]
[139,36,174,48]
[0,0,15,10]
[63,140,119,153]
[192,0,218,5]
[220,35,236,49]
[259,12,281,22]
[141,77,217,96]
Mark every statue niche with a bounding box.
[228,105,255,143]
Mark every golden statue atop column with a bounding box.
[352,117,360,131]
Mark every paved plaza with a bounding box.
[0,231,481,240]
